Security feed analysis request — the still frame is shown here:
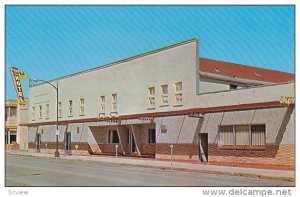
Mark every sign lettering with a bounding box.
[10,67,27,105]
[280,96,295,105]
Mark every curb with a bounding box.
[6,152,295,182]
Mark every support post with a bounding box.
[115,144,119,159]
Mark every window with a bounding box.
[230,84,238,90]
[251,125,266,147]
[174,82,183,105]
[77,127,80,133]
[218,125,266,150]
[108,130,119,143]
[235,125,250,148]
[38,105,42,119]
[79,98,84,116]
[111,94,117,112]
[160,85,168,106]
[148,87,155,109]
[68,100,73,116]
[218,126,234,146]
[148,129,156,143]
[31,106,35,120]
[100,96,105,113]
[58,102,62,117]
[161,124,167,133]
[45,104,49,119]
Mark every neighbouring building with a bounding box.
[21,39,295,170]
[5,99,29,150]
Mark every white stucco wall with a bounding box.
[200,107,294,145]
[29,39,199,123]
[192,82,294,108]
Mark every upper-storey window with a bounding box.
[31,106,35,120]
[100,96,105,114]
[111,94,117,112]
[79,98,84,116]
[160,85,168,106]
[58,102,62,118]
[38,105,42,119]
[148,87,155,109]
[174,82,183,106]
[68,100,73,116]
[45,104,49,119]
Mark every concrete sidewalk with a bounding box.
[5,150,294,182]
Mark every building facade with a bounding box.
[22,39,295,170]
[5,99,29,150]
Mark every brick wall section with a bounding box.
[6,143,20,150]
[156,143,198,159]
[98,144,123,154]
[208,144,294,170]
[209,144,279,157]
[28,142,91,152]
[141,144,156,155]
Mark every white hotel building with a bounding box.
[21,39,295,170]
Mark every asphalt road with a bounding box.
[5,154,294,186]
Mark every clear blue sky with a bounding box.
[5,5,295,99]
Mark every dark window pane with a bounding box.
[112,130,119,143]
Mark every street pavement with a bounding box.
[5,154,294,186]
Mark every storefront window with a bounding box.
[251,125,266,146]
[218,126,234,146]
[218,124,266,150]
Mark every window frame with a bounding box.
[45,104,50,119]
[100,96,105,114]
[79,98,85,116]
[218,124,266,151]
[173,82,183,106]
[111,93,117,112]
[38,105,42,119]
[160,84,169,107]
[148,86,156,109]
[68,100,73,117]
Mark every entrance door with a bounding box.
[199,133,208,162]
[129,131,136,153]
[36,133,41,152]
[65,132,71,151]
